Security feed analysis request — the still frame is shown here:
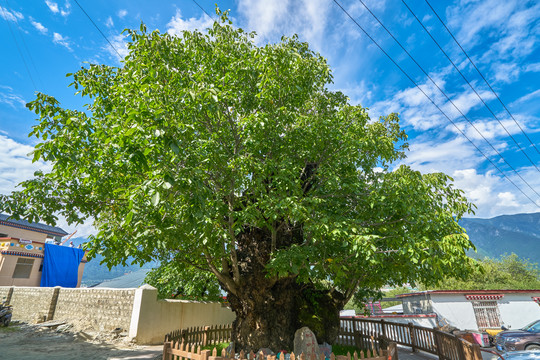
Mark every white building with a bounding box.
[398,290,540,331]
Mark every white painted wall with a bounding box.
[430,292,540,331]
[430,294,478,330]
[129,285,236,344]
[497,293,540,329]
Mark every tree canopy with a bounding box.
[1,14,478,349]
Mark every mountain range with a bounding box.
[460,212,540,265]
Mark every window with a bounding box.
[0,233,8,237]
[471,300,501,328]
[12,258,35,279]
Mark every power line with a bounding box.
[1,2,37,90]
[331,0,539,208]
[5,0,44,90]
[72,0,122,59]
[424,0,540,157]
[354,0,540,200]
[192,0,214,20]
[402,0,539,173]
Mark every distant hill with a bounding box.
[71,238,157,287]
[81,253,157,287]
[460,212,540,265]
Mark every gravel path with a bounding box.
[0,323,162,360]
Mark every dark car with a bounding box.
[496,320,540,352]
[502,350,540,360]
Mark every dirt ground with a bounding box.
[0,322,163,360]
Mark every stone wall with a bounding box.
[54,288,136,331]
[0,286,10,301]
[1,285,236,344]
[9,286,56,322]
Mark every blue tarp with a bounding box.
[40,243,85,288]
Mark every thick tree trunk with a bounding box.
[226,278,345,351]
[223,226,347,351]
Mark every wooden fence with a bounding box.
[163,340,397,360]
[339,318,482,360]
[163,317,483,360]
[165,324,232,347]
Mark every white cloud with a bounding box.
[456,117,522,142]
[0,135,96,238]
[53,32,71,50]
[404,137,480,175]
[0,135,51,196]
[45,0,59,13]
[452,168,540,217]
[105,16,114,28]
[446,0,540,83]
[0,86,26,108]
[0,5,23,21]
[524,62,540,73]
[30,17,48,34]
[118,9,127,19]
[60,0,71,17]
[492,62,520,83]
[496,192,520,208]
[236,0,331,51]
[166,9,214,36]
[513,89,540,104]
[104,34,129,61]
[45,0,70,17]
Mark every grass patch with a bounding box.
[202,342,230,353]
[0,325,20,333]
[331,344,375,357]
[198,342,374,358]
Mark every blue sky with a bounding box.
[0,0,539,237]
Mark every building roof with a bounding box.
[397,289,540,298]
[0,214,68,237]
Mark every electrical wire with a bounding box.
[331,0,539,208]
[402,0,539,173]
[4,0,44,90]
[0,3,37,90]
[424,0,540,157]
[354,0,540,200]
[192,0,214,20]
[72,0,122,59]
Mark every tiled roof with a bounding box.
[0,214,68,237]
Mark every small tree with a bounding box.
[1,14,477,350]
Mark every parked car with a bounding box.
[500,350,540,360]
[496,320,540,352]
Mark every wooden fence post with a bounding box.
[352,318,358,348]
[387,342,398,360]
[162,341,171,360]
[433,330,443,360]
[457,338,467,360]
[203,326,210,347]
[471,343,482,360]
[380,319,387,350]
[408,323,416,353]
[201,349,211,360]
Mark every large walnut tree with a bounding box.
[1,15,476,350]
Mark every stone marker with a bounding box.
[293,327,321,359]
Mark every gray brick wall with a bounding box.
[54,288,136,331]
[0,286,136,332]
